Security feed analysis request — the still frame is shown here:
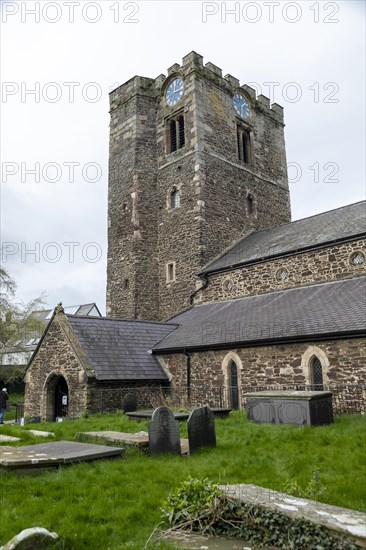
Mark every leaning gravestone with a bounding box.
[187,405,216,454]
[123,393,138,413]
[148,407,181,455]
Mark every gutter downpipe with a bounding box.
[184,350,191,405]
[189,273,209,305]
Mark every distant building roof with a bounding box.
[153,277,366,352]
[202,201,366,274]
[67,316,177,381]
[36,303,102,321]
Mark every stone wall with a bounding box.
[106,76,160,320]
[158,337,366,408]
[86,382,170,414]
[24,317,88,421]
[197,238,366,304]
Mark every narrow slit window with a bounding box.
[171,189,180,209]
[124,278,129,290]
[166,262,176,283]
[247,194,254,215]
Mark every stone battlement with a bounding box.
[110,51,284,123]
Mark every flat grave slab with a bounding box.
[77,431,190,455]
[164,531,255,549]
[0,440,124,470]
[220,484,366,548]
[26,430,55,437]
[180,438,189,455]
[0,434,21,443]
[78,431,150,448]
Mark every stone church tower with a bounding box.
[106,52,291,321]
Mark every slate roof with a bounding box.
[153,277,366,352]
[203,201,366,274]
[67,316,177,381]
[33,303,101,321]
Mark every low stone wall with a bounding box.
[86,383,170,414]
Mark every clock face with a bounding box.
[166,78,184,107]
[233,93,250,119]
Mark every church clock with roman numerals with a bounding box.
[233,92,250,120]
[165,77,184,107]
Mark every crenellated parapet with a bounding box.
[110,51,284,124]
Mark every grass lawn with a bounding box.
[0,412,365,549]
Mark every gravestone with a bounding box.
[148,407,181,455]
[187,406,216,454]
[123,392,138,413]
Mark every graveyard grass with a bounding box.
[0,412,365,549]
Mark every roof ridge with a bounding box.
[239,200,366,239]
[202,201,366,274]
[66,314,179,326]
[181,276,366,312]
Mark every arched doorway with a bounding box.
[54,376,69,418]
[44,374,69,421]
[229,360,239,410]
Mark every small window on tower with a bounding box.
[237,125,252,164]
[166,113,185,154]
[246,193,256,217]
[166,262,176,283]
[247,194,254,215]
[171,188,180,209]
[124,278,129,290]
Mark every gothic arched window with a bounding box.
[229,360,239,410]
[311,356,324,390]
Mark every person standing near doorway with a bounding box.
[0,388,9,424]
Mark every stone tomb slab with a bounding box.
[78,431,190,455]
[27,430,55,437]
[187,405,216,454]
[0,440,124,470]
[220,484,366,548]
[0,434,21,443]
[148,407,181,455]
[244,391,333,426]
[78,431,149,448]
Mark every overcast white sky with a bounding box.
[1,0,365,314]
